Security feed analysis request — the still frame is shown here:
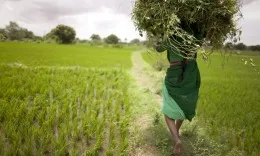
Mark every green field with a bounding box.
[0,43,133,155]
[142,51,260,155]
[0,42,133,68]
[1,42,260,155]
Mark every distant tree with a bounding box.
[0,34,5,41]
[104,34,120,44]
[130,38,141,44]
[5,21,24,40]
[0,28,7,41]
[44,30,58,42]
[224,42,234,49]
[75,37,80,43]
[34,36,43,42]
[234,43,247,51]
[248,45,260,51]
[0,28,5,34]
[47,25,76,44]
[22,29,34,39]
[90,34,101,41]
[79,39,89,43]
[4,21,36,41]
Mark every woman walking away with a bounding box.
[154,32,201,156]
[132,0,242,155]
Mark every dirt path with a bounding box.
[131,51,162,104]
[130,51,163,156]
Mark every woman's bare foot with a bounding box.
[173,140,182,156]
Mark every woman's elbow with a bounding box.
[155,46,165,52]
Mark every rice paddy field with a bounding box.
[0,42,133,68]
[0,42,259,155]
[0,42,133,155]
[142,51,260,155]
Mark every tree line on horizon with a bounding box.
[0,21,260,52]
[0,21,143,45]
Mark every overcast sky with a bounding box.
[0,0,259,45]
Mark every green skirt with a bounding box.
[161,61,201,121]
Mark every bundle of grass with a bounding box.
[132,0,242,59]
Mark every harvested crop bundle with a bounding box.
[132,0,242,59]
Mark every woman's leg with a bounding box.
[176,120,184,136]
[165,115,182,156]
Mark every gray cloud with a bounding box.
[2,0,254,25]
[0,0,136,39]
[20,1,91,22]
[0,0,259,44]
[3,0,21,1]
[243,0,258,5]
[1,0,132,24]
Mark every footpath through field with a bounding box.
[131,51,163,104]
[130,51,163,156]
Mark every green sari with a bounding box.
[156,42,201,121]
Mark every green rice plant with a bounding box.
[0,65,132,155]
